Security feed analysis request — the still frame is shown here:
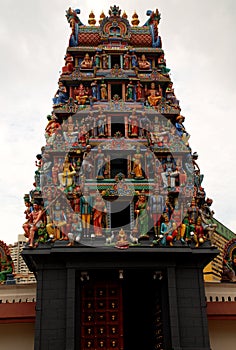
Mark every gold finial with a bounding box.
[131,11,139,26]
[88,10,96,25]
[99,11,105,24]
[122,11,128,19]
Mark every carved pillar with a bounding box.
[75,57,79,67]
[120,55,123,69]
[152,58,155,68]
[69,86,74,98]
[124,116,128,138]
[107,116,111,137]
[122,83,126,101]
[108,83,112,101]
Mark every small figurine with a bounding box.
[80,53,93,69]
[160,216,177,246]
[165,82,177,104]
[144,9,162,48]
[66,8,83,47]
[100,81,108,100]
[193,216,206,247]
[62,53,74,74]
[95,147,107,179]
[81,111,95,137]
[139,112,151,138]
[91,80,99,100]
[67,214,82,246]
[74,83,88,105]
[23,201,45,248]
[101,50,109,69]
[175,115,190,145]
[161,155,178,190]
[128,109,139,137]
[94,51,101,68]
[0,258,13,284]
[123,51,131,69]
[149,189,164,237]
[46,201,67,241]
[136,81,143,101]
[35,154,42,169]
[146,83,162,106]
[92,195,107,237]
[45,114,61,143]
[115,228,129,249]
[132,146,144,179]
[157,53,170,75]
[134,192,149,238]
[52,81,69,106]
[80,145,94,178]
[80,188,93,238]
[96,108,107,137]
[138,54,151,70]
[58,156,76,192]
[52,158,60,185]
[130,50,138,68]
[106,231,115,245]
[126,81,135,101]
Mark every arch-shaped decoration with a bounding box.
[221,238,236,282]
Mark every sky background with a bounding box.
[0,0,235,244]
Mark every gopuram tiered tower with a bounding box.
[22,6,219,350]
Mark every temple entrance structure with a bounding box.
[22,5,219,350]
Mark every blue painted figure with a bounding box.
[53,81,68,106]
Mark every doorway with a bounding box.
[110,199,131,229]
[110,156,127,178]
[110,116,125,137]
[110,83,123,100]
[110,55,121,68]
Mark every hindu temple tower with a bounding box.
[22,6,218,350]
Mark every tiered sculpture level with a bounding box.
[22,7,218,350]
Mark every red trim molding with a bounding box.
[1,301,236,323]
[0,302,35,324]
[207,302,236,320]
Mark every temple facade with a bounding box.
[14,5,234,350]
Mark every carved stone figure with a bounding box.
[80,53,93,69]
[138,54,151,70]
[53,81,68,106]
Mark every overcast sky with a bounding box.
[0,0,235,245]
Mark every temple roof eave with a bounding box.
[67,47,164,54]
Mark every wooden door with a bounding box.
[81,281,124,350]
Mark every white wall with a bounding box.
[209,320,236,350]
[0,323,34,350]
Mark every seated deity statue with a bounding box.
[146,83,162,106]
[138,54,151,70]
[80,53,93,69]
[74,83,88,105]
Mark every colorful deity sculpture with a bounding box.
[80,53,93,69]
[23,201,45,248]
[138,54,151,70]
[53,81,68,106]
[134,192,149,238]
[92,195,107,237]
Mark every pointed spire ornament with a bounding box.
[131,11,140,26]
[122,11,128,19]
[99,11,105,24]
[88,10,96,25]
